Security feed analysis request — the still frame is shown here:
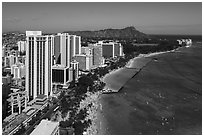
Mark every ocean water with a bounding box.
[150,35,202,42]
[99,42,202,135]
[103,57,152,91]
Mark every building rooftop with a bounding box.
[26,109,36,116]
[28,99,36,106]
[31,119,59,135]
[10,88,20,93]
[3,113,18,123]
[36,94,47,100]
[3,113,28,133]
[4,68,11,71]
[52,64,69,69]
[26,31,42,36]
[22,106,35,113]
[32,104,44,109]
[75,54,87,57]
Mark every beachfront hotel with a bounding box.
[75,35,81,55]
[69,35,82,61]
[53,33,81,66]
[53,33,81,67]
[52,65,70,85]
[99,41,123,58]
[52,33,80,86]
[88,43,105,68]
[90,41,124,59]
[53,33,71,66]
[75,46,94,71]
[26,31,53,101]
[74,54,93,71]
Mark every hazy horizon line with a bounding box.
[2,27,202,36]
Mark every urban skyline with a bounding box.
[2,2,202,135]
[2,2,202,35]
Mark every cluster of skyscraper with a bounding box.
[2,30,124,118]
[26,31,124,102]
[2,30,124,135]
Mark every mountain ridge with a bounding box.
[64,26,149,39]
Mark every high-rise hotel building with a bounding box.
[26,31,54,101]
[52,33,80,86]
[54,33,70,66]
[53,33,81,66]
[88,43,104,68]
[96,41,123,58]
[75,47,93,71]
[70,35,81,61]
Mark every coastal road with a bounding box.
[23,103,59,135]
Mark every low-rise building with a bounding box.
[2,75,12,85]
[11,63,26,79]
[177,39,192,46]
[22,106,36,116]
[70,60,79,81]
[52,65,70,86]
[4,55,18,67]
[35,94,48,105]
[31,119,59,135]
[7,89,27,114]
[81,46,93,55]
[17,41,26,53]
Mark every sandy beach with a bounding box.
[95,43,201,135]
[92,50,177,134]
[102,50,173,91]
[86,43,201,135]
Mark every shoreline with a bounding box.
[85,45,189,135]
[102,48,178,91]
[97,43,201,135]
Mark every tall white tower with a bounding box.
[26,31,53,101]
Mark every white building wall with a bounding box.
[61,34,66,67]
[26,36,30,100]
[33,37,37,98]
[119,44,123,56]
[66,34,70,67]
[86,56,89,70]
[112,44,115,58]
[26,31,42,36]
[79,36,81,55]
[71,35,76,57]
[44,38,49,96]
[18,41,26,52]
[26,34,53,100]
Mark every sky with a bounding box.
[2,2,202,35]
